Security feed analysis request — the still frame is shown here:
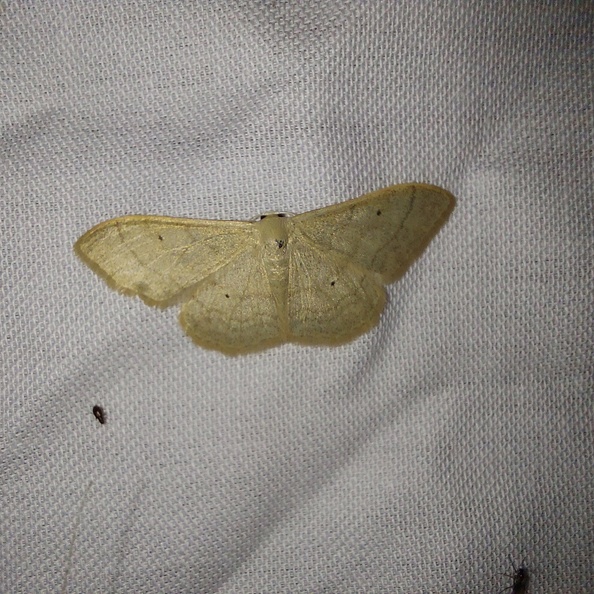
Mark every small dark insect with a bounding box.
[158,234,163,241]
[499,557,529,594]
[92,405,105,424]
[376,209,382,215]
[225,294,230,298]
[275,239,285,249]
[330,281,336,286]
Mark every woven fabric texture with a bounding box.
[2,2,592,592]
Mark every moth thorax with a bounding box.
[258,214,289,253]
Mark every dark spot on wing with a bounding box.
[260,214,267,220]
[92,405,105,425]
[277,213,287,217]
[158,235,163,241]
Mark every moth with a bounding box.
[75,183,455,355]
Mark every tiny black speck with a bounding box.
[158,235,163,241]
[276,239,285,249]
[376,210,381,215]
[225,294,230,298]
[330,281,336,286]
[92,405,105,425]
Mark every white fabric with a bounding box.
[2,2,592,592]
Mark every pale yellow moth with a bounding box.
[74,183,455,355]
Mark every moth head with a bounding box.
[253,212,292,222]
[255,212,290,248]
